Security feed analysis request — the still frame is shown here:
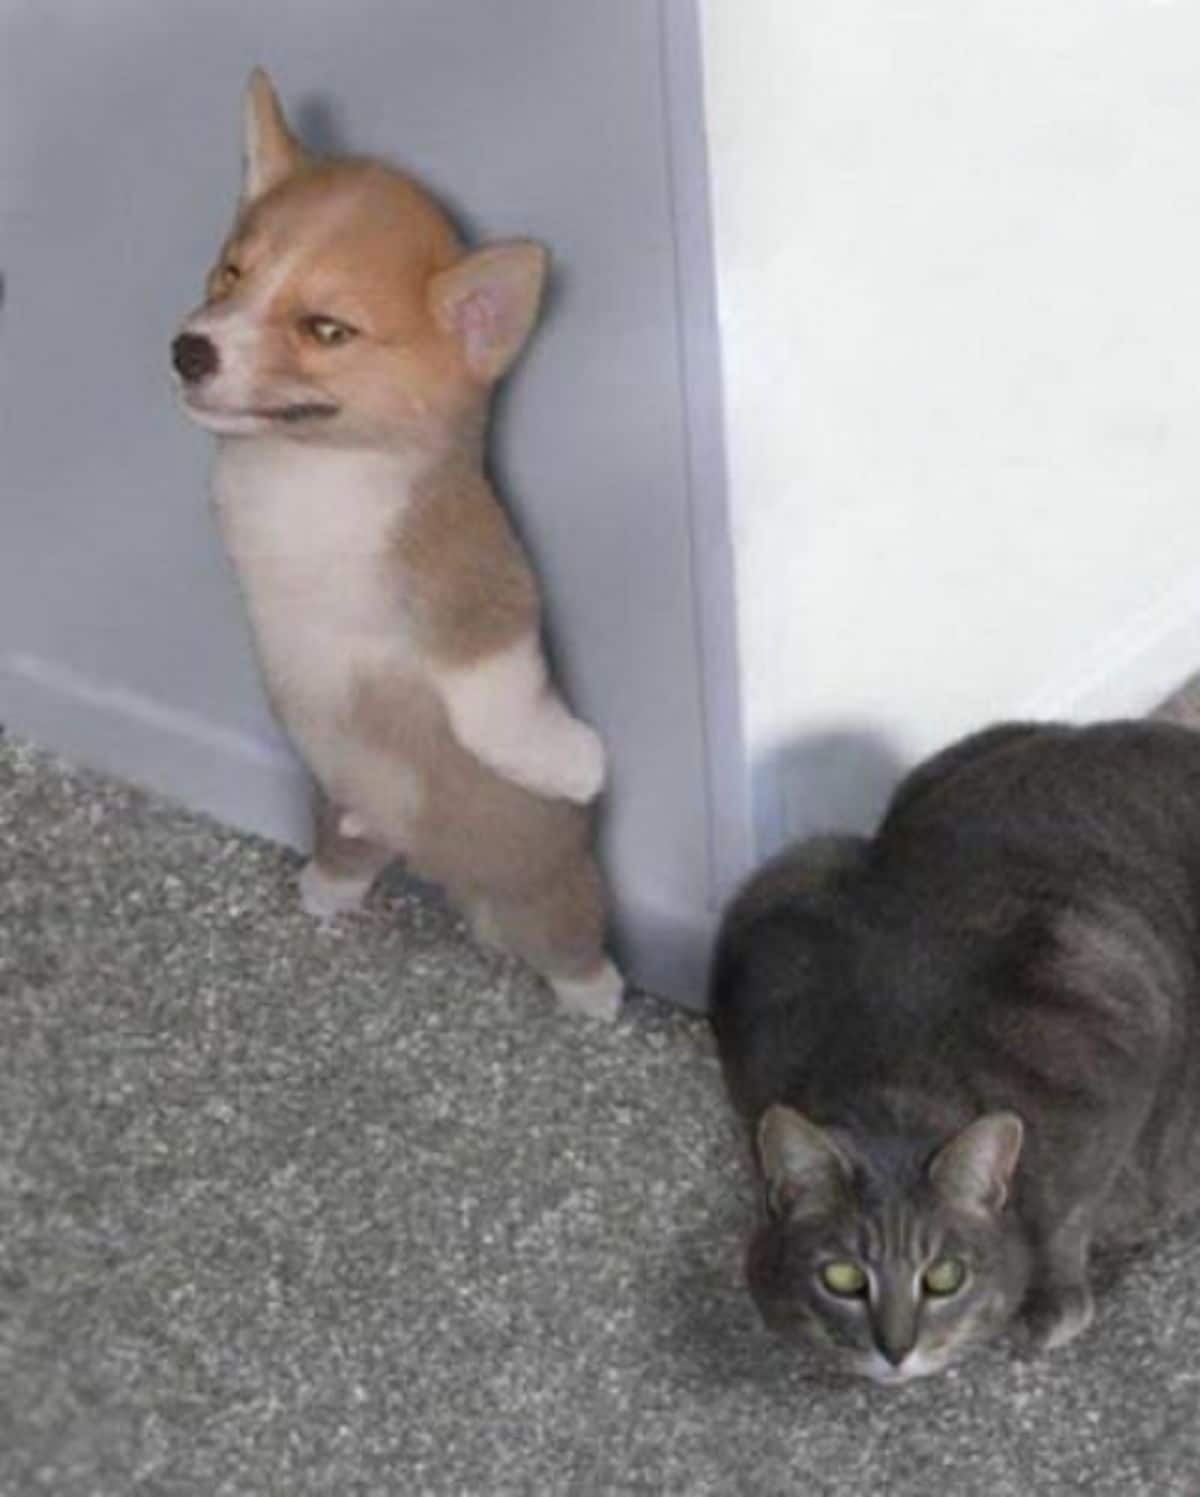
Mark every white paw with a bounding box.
[298,861,374,920]
[437,640,607,804]
[550,720,606,803]
[499,719,605,804]
[550,960,625,1022]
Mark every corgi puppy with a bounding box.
[172,70,623,1020]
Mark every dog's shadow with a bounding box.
[292,88,532,472]
[294,92,486,244]
[295,95,346,157]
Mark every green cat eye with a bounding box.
[820,1261,868,1297]
[923,1257,967,1296]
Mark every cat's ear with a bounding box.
[929,1112,1024,1216]
[758,1106,853,1219]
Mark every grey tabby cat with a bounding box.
[710,721,1200,1384]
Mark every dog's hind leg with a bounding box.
[299,793,394,919]
[470,851,624,1021]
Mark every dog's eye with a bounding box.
[220,262,241,288]
[302,316,358,348]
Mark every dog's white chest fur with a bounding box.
[212,440,422,745]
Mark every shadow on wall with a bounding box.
[294,93,346,157]
[754,726,907,858]
[298,83,583,738]
[294,87,560,621]
[294,90,486,244]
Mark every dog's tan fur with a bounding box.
[394,457,538,664]
[174,70,622,1018]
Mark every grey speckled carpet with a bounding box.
[4,693,1200,1497]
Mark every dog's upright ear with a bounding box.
[428,241,549,383]
[241,68,304,206]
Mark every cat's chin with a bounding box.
[757,1312,969,1385]
[858,1350,948,1386]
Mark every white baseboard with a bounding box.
[1021,574,1200,722]
[0,653,312,851]
[0,652,712,1008]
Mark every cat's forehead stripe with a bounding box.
[852,1202,941,1263]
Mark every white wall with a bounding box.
[700,0,1200,847]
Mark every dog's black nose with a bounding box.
[171,332,219,383]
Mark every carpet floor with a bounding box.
[3,696,1200,1496]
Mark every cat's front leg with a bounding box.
[1021,1283,1095,1352]
[1019,1212,1096,1353]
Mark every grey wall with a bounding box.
[0,0,748,1005]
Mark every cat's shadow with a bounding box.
[646,1115,850,1401]
[654,1213,829,1398]
[754,726,906,853]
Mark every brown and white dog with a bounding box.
[172,70,623,1020]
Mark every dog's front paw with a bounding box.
[547,719,606,803]
[298,861,374,920]
[486,718,606,803]
[1018,1283,1095,1355]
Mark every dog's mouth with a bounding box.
[256,402,341,423]
[178,389,341,433]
